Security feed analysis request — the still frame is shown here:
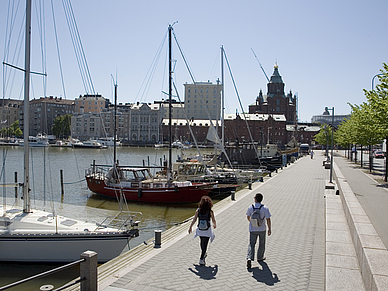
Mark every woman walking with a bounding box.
[188,196,217,265]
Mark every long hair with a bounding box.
[198,195,213,214]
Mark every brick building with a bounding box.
[249,64,297,124]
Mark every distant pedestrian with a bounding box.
[311,150,314,159]
[246,193,271,269]
[188,196,216,266]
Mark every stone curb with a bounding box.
[333,161,388,290]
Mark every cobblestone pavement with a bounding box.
[104,154,327,291]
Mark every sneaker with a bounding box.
[199,259,205,265]
[258,257,266,261]
[247,260,251,269]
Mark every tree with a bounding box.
[363,63,388,177]
[10,121,22,137]
[314,124,334,152]
[52,114,72,139]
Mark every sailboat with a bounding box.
[86,25,214,204]
[0,0,139,263]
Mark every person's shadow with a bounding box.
[249,261,280,286]
[188,264,218,280]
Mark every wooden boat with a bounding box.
[86,165,214,203]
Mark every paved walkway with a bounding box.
[334,152,388,249]
[100,154,328,290]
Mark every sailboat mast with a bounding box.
[221,45,225,147]
[23,0,32,213]
[168,25,172,183]
[114,82,117,165]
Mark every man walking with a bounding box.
[246,193,271,269]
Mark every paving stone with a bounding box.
[101,155,329,290]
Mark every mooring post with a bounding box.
[231,190,236,200]
[14,172,18,198]
[60,169,64,199]
[80,251,97,291]
[154,230,162,248]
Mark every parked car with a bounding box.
[374,151,385,159]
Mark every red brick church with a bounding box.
[249,64,297,124]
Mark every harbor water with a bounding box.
[0,145,216,289]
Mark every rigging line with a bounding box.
[35,0,47,98]
[251,48,270,82]
[50,0,67,99]
[61,0,90,94]
[208,49,220,82]
[172,30,196,83]
[172,32,233,167]
[63,0,95,95]
[61,0,86,92]
[135,31,167,103]
[223,50,262,166]
[172,81,202,161]
[3,5,25,99]
[3,0,21,62]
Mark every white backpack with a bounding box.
[250,204,264,227]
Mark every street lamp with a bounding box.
[327,107,335,183]
[372,74,383,90]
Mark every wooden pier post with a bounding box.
[14,172,17,198]
[60,170,64,199]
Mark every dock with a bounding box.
[63,151,388,290]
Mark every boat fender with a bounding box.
[138,188,142,198]
[174,185,178,192]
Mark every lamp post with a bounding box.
[327,107,335,183]
[372,74,383,90]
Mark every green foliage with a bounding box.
[52,114,72,139]
[337,63,388,147]
[314,124,334,146]
[0,121,22,137]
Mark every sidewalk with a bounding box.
[62,151,378,290]
[100,154,328,290]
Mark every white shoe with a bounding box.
[199,259,205,265]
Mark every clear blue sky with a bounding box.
[1,0,387,122]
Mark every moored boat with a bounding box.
[85,165,214,203]
[73,139,106,149]
[0,0,140,263]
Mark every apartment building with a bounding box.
[20,96,74,136]
[184,81,222,121]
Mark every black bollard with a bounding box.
[231,190,236,200]
[154,230,162,248]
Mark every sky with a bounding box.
[1,0,387,123]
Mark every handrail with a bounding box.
[0,251,98,291]
[0,259,84,290]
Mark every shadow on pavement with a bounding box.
[249,261,280,286]
[188,264,218,280]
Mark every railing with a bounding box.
[0,251,98,291]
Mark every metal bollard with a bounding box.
[248,181,252,190]
[231,190,236,201]
[80,251,98,291]
[154,230,162,248]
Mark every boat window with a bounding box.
[154,183,163,188]
[122,170,136,180]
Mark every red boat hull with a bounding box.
[86,176,214,204]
